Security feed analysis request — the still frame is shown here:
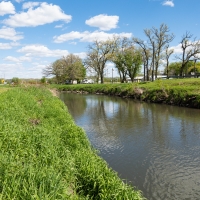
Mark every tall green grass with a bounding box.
[0,87,143,199]
[52,79,200,108]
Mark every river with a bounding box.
[60,92,200,200]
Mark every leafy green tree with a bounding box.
[43,54,85,84]
[164,61,193,76]
[124,48,142,82]
[188,62,200,74]
[12,77,21,85]
[43,59,65,83]
[112,37,130,83]
[40,76,46,84]
[63,54,86,83]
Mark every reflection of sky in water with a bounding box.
[61,93,200,200]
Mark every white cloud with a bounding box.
[0,42,20,49]
[85,14,119,31]
[55,24,64,28]
[17,44,69,57]
[162,1,174,7]
[0,27,23,41]
[169,44,182,54]
[0,43,13,49]
[0,63,45,79]
[22,2,41,9]
[4,56,32,62]
[170,41,200,58]
[74,52,87,59]
[53,31,132,43]
[0,1,15,16]
[3,2,72,27]
[15,0,24,3]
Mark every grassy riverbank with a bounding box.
[52,78,200,109]
[0,86,143,200]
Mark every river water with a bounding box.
[60,92,200,200]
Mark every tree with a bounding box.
[164,62,181,76]
[163,61,194,76]
[133,37,152,81]
[85,38,117,84]
[164,45,174,78]
[63,54,86,83]
[12,77,21,85]
[43,58,66,84]
[188,62,200,74]
[124,47,142,82]
[111,37,130,83]
[43,54,85,84]
[176,32,200,76]
[144,23,175,80]
[40,76,47,84]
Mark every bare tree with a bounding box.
[133,38,152,81]
[144,23,175,80]
[176,32,200,76]
[85,38,117,84]
[165,45,174,78]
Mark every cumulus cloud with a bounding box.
[170,41,200,56]
[0,1,15,16]
[17,44,69,57]
[22,2,41,9]
[162,1,174,7]
[85,14,119,31]
[4,56,32,62]
[0,42,20,49]
[0,43,13,49]
[53,31,132,43]
[0,27,23,41]
[0,62,45,79]
[3,2,72,27]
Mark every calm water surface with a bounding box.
[60,92,200,200]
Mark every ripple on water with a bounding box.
[143,144,200,200]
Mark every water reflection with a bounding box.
[60,92,200,200]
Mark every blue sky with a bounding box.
[0,0,200,79]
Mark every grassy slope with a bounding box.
[0,86,143,200]
[53,79,200,108]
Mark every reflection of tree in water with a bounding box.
[59,92,87,118]
[60,93,200,200]
[84,95,200,147]
[60,93,200,147]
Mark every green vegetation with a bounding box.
[53,78,200,109]
[43,54,86,84]
[0,86,143,199]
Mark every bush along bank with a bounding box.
[53,79,200,109]
[0,86,143,200]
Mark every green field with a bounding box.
[0,86,143,200]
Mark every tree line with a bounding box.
[43,23,200,84]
